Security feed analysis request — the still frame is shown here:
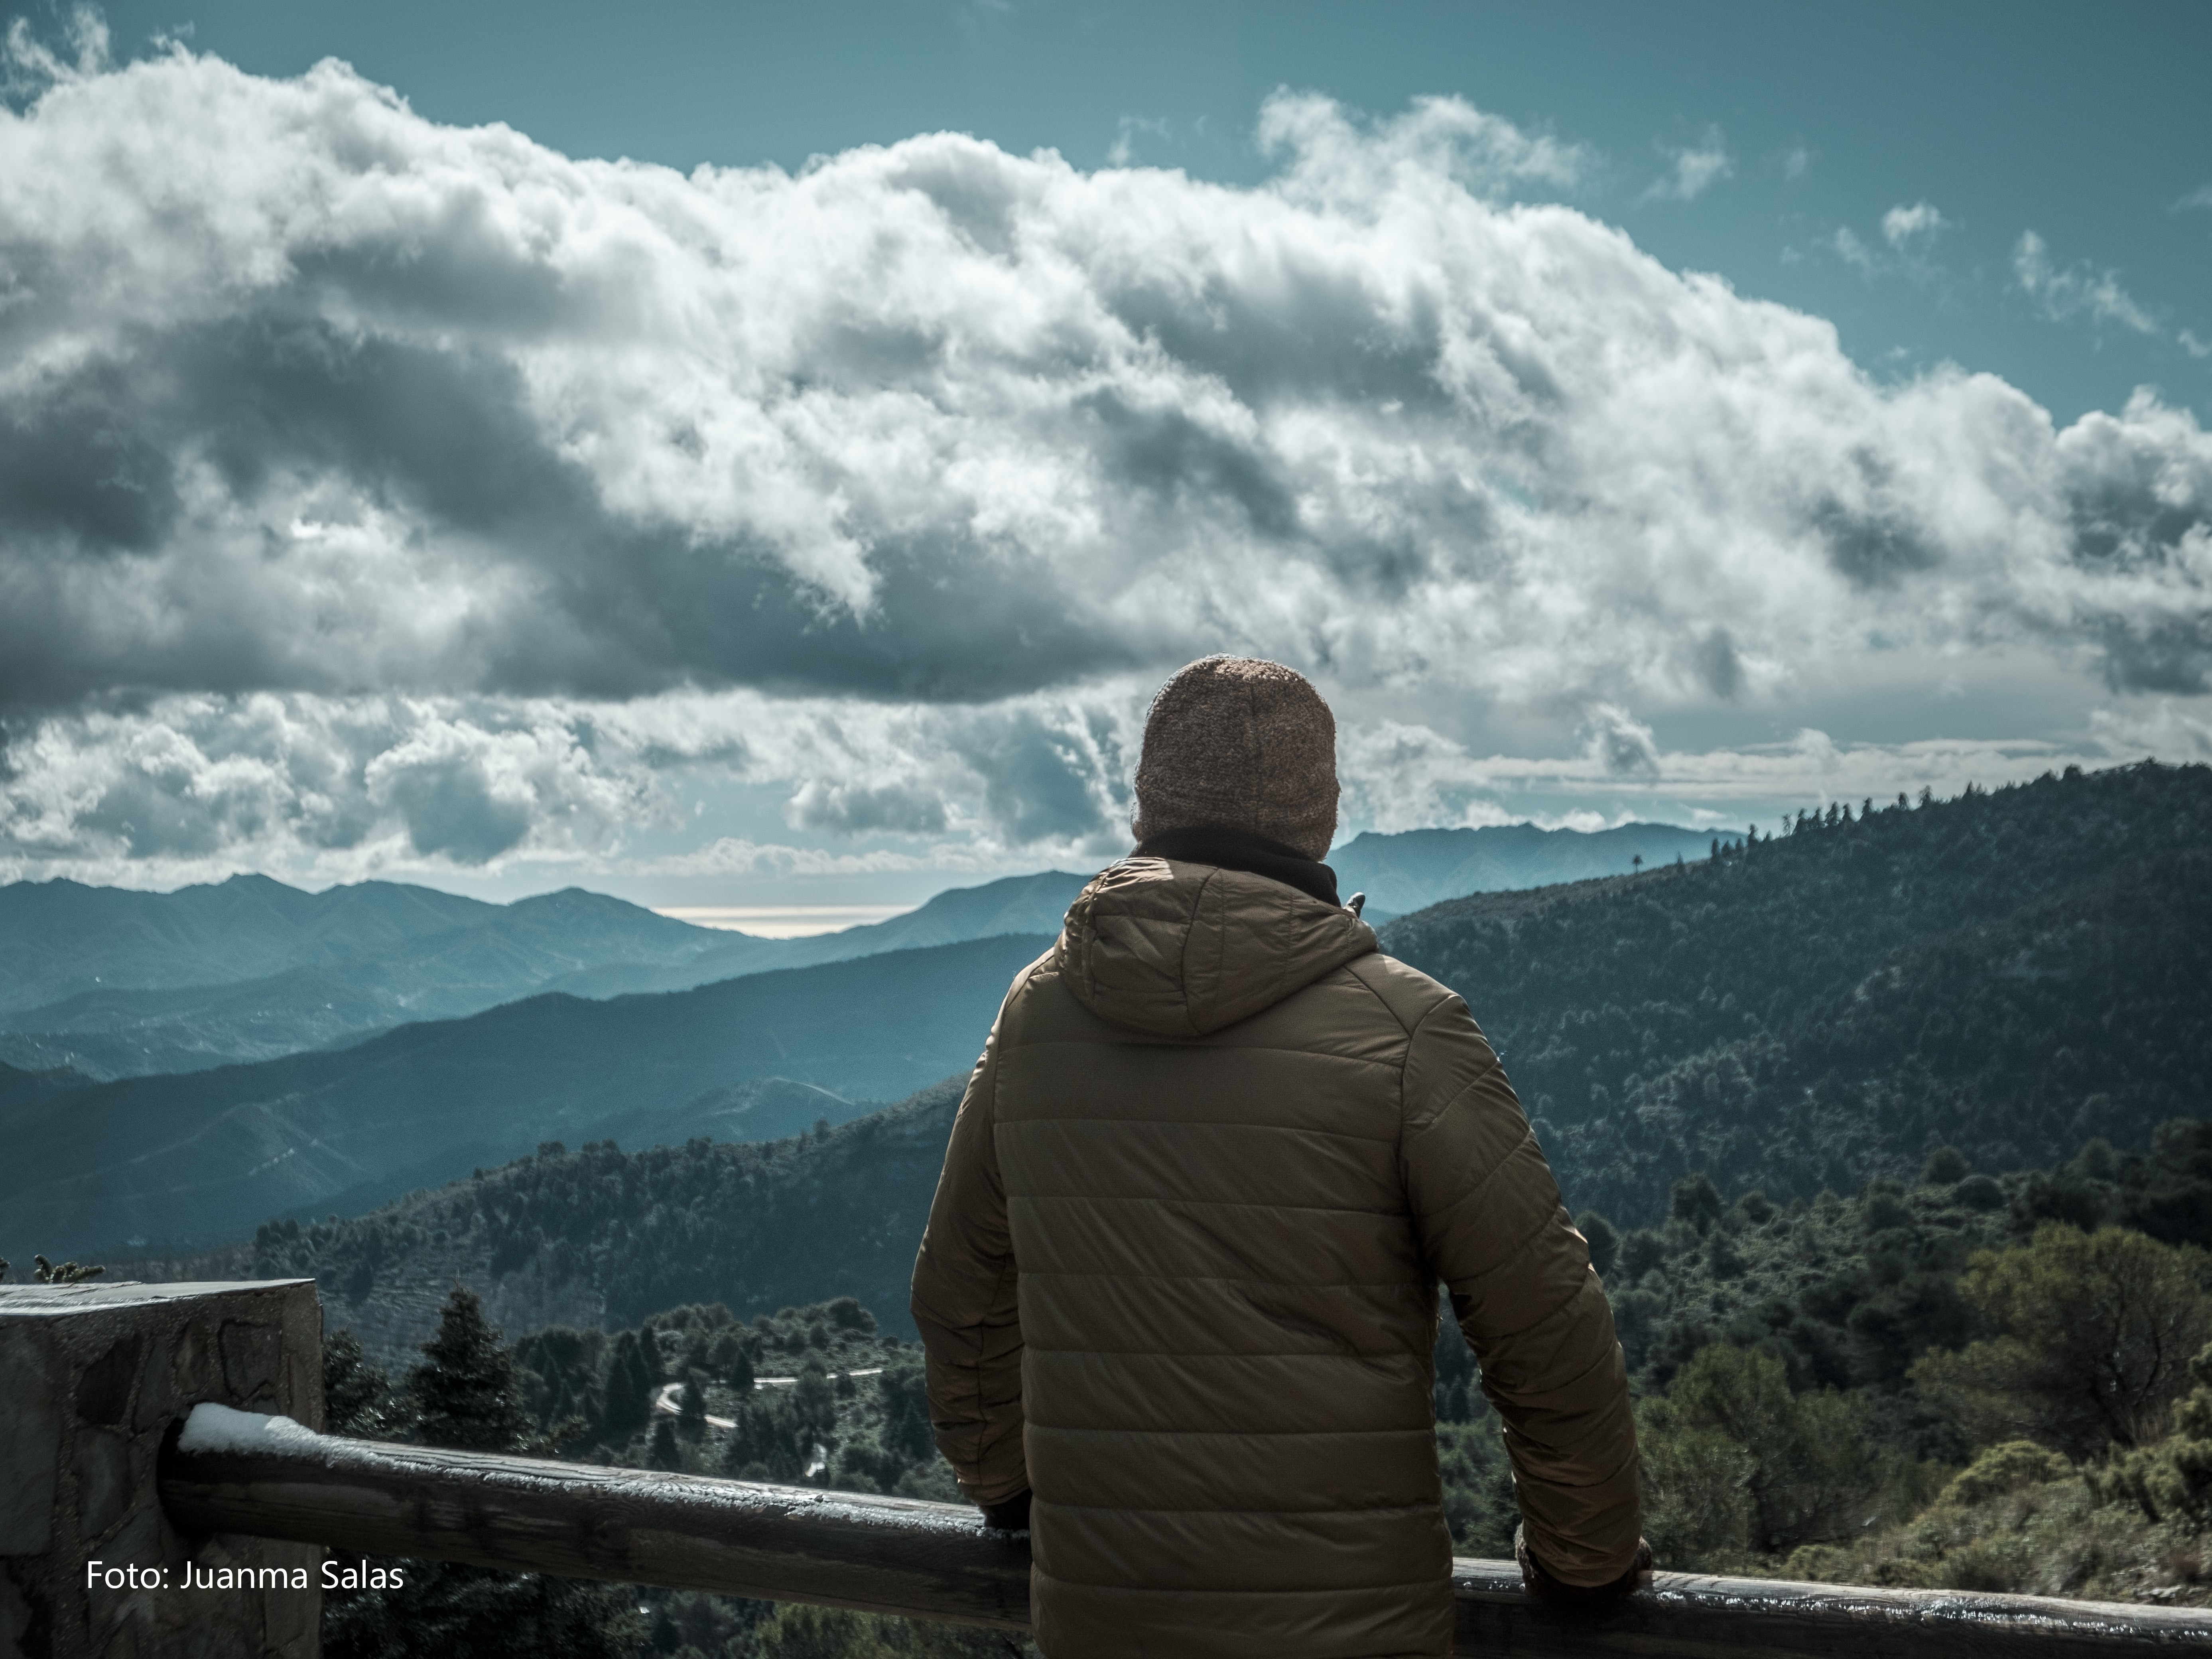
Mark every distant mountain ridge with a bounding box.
[0,870,1086,1079]
[543,870,1091,999]
[0,828,1749,1080]
[0,875,723,1074]
[0,932,1052,1265]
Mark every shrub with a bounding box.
[1940,1441,2070,1507]
[1954,1174,2006,1212]
[1576,1209,1621,1280]
[1670,1175,1725,1236]
[1619,1227,1668,1282]
[2089,1341,2212,1525]
[1922,1147,1971,1187]
[1639,1346,1887,1561]
[1912,1225,2212,1457]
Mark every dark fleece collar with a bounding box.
[1132,824,1342,909]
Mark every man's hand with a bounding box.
[1515,1525,1651,1603]
[981,1490,1032,1532]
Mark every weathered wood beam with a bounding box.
[161,1407,2212,1656]
[160,1408,1032,1629]
[1448,1557,2212,1657]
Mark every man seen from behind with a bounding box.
[912,655,1646,1658]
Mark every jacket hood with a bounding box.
[1056,857,1377,1038]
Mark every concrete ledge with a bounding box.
[0,1281,322,1659]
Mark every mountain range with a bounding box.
[101,761,2212,1363]
[0,871,1083,1079]
[0,933,1052,1266]
[0,822,1725,1081]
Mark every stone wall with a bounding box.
[0,1280,323,1659]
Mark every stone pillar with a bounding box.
[0,1279,323,1659]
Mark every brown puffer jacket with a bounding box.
[911,857,1641,1658]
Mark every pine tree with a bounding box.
[678,1372,708,1443]
[793,1358,838,1441]
[877,1357,935,1464]
[599,1330,653,1444]
[649,1417,684,1471]
[324,1329,411,1440]
[324,1286,642,1659]
[636,1320,667,1384]
[409,1286,532,1453]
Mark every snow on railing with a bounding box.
[162,1404,2212,1658]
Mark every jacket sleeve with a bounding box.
[1399,991,1643,1586]
[910,1007,1028,1506]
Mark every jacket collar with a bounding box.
[1130,824,1340,908]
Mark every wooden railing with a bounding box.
[160,1405,2212,1657]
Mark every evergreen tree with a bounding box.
[1638,1345,1884,1558]
[636,1320,668,1383]
[793,1357,838,1442]
[650,1417,684,1471]
[324,1287,642,1659]
[877,1357,935,1464]
[409,1285,532,1453]
[325,1329,412,1440]
[600,1330,654,1444]
[1912,1224,2212,1456]
[678,1371,709,1442]
[1668,1174,1725,1235]
[1575,1210,1621,1280]
[722,1393,806,1481]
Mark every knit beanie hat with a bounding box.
[1131,656,1340,861]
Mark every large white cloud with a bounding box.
[0,39,2207,882]
[5,678,2184,890]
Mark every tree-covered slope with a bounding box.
[1379,761,2212,1223]
[134,1076,973,1365]
[1331,820,1734,919]
[1,936,1044,1264]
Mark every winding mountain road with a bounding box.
[651,1367,885,1431]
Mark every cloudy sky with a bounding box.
[1,2,2207,914]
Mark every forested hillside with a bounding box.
[123,1077,972,1363]
[1381,761,2212,1223]
[1331,819,1731,919]
[1,937,1044,1266]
